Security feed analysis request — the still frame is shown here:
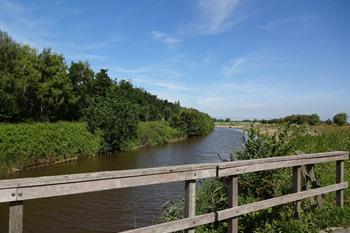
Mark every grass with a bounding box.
[0,122,102,174]
[0,120,187,174]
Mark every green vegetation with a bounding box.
[333,113,348,126]
[171,108,214,137]
[160,125,350,232]
[132,121,186,149]
[0,122,102,174]
[0,30,214,164]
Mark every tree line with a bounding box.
[216,113,348,126]
[0,31,214,152]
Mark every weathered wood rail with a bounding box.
[0,151,348,233]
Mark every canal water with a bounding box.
[0,127,244,233]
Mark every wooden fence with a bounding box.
[0,151,348,233]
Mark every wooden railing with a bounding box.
[0,151,348,233]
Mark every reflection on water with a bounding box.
[0,127,244,233]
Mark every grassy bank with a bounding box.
[0,122,102,174]
[0,121,188,174]
[161,124,350,232]
[136,121,186,147]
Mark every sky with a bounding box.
[0,0,349,120]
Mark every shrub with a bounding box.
[0,122,101,174]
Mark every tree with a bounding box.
[333,113,348,126]
[92,69,113,97]
[36,48,74,121]
[68,61,94,119]
[325,119,333,125]
[86,96,138,152]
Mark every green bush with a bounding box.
[170,108,214,137]
[0,122,101,174]
[86,95,139,152]
[136,121,186,147]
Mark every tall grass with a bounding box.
[0,122,102,174]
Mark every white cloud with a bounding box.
[198,0,240,34]
[259,16,314,31]
[221,58,247,78]
[151,30,180,47]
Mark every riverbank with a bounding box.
[0,121,188,174]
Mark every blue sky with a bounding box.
[0,0,349,120]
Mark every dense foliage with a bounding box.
[160,125,350,232]
[0,31,214,152]
[333,113,348,126]
[170,108,214,137]
[0,122,102,174]
[259,114,321,125]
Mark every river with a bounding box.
[0,127,244,233]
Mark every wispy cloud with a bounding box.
[259,16,314,31]
[133,77,196,91]
[198,0,240,34]
[221,58,247,78]
[151,30,180,47]
[178,0,246,35]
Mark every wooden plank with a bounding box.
[292,166,301,219]
[0,169,216,203]
[185,180,196,233]
[9,201,23,233]
[217,182,348,221]
[218,154,348,177]
[228,176,238,233]
[121,213,216,233]
[219,151,348,169]
[0,163,218,190]
[336,160,344,207]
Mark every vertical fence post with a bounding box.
[185,179,196,233]
[228,175,238,233]
[292,166,301,219]
[9,201,23,233]
[336,160,344,208]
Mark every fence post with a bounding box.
[228,175,238,233]
[292,166,301,219]
[9,201,23,233]
[185,179,196,233]
[336,160,344,208]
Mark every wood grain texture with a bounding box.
[9,201,23,233]
[228,176,238,233]
[336,160,345,207]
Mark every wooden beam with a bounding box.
[9,201,23,233]
[217,182,348,221]
[185,180,196,233]
[218,154,348,177]
[228,176,238,233]
[336,160,345,208]
[121,213,216,233]
[0,169,216,203]
[292,166,301,219]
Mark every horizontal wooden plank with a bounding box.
[219,151,348,169]
[0,169,216,203]
[0,163,218,190]
[121,213,216,233]
[218,154,348,177]
[217,182,348,221]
